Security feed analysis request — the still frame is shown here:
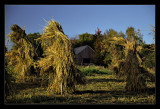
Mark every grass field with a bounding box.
[5,65,155,104]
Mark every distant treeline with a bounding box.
[70,27,155,69]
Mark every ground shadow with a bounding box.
[13,82,44,95]
[73,90,107,94]
[6,95,69,104]
[88,78,125,83]
[146,87,155,95]
[74,90,132,97]
[74,88,155,96]
[6,88,155,104]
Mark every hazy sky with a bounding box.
[5,5,155,50]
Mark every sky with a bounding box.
[5,5,155,50]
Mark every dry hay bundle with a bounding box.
[37,19,85,95]
[113,49,155,92]
[6,25,36,83]
[124,50,146,92]
[111,36,155,92]
[6,39,35,82]
[112,59,127,79]
[139,66,155,82]
[5,67,15,99]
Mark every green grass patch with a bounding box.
[78,65,113,76]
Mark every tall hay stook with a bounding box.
[111,37,155,93]
[6,24,36,83]
[124,49,146,92]
[37,19,85,95]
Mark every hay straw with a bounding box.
[110,35,154,92]
[37,19,86,95]
[6,24,36,83]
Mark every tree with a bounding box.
[126,27,144,45]
[119,31,126,39]
[140,44,155,69]
[27,32,43,59]
[70,37,79,48]
[126,27,135,41]
[149,25,155,43]
[78,32,94,48]
[93,27,105,66]
[101,29,126,68]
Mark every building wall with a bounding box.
[76,47,95,64]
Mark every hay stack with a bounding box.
[124,50,146,92]
[37,19,85,95]
[6,24,36,83]
[111,36,155,92]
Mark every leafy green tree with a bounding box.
[70,37,79,48]
[79,32,94,42]
[93,28,105,66]
[149,25,155,43]
[102,29,126,68]
[78,32,94,48]
[27,32,43,59]
[126,27,135,41]
[105,29,119,38]
[119,31,126,39]
[140,44,155,69]
[126,27,144,45]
